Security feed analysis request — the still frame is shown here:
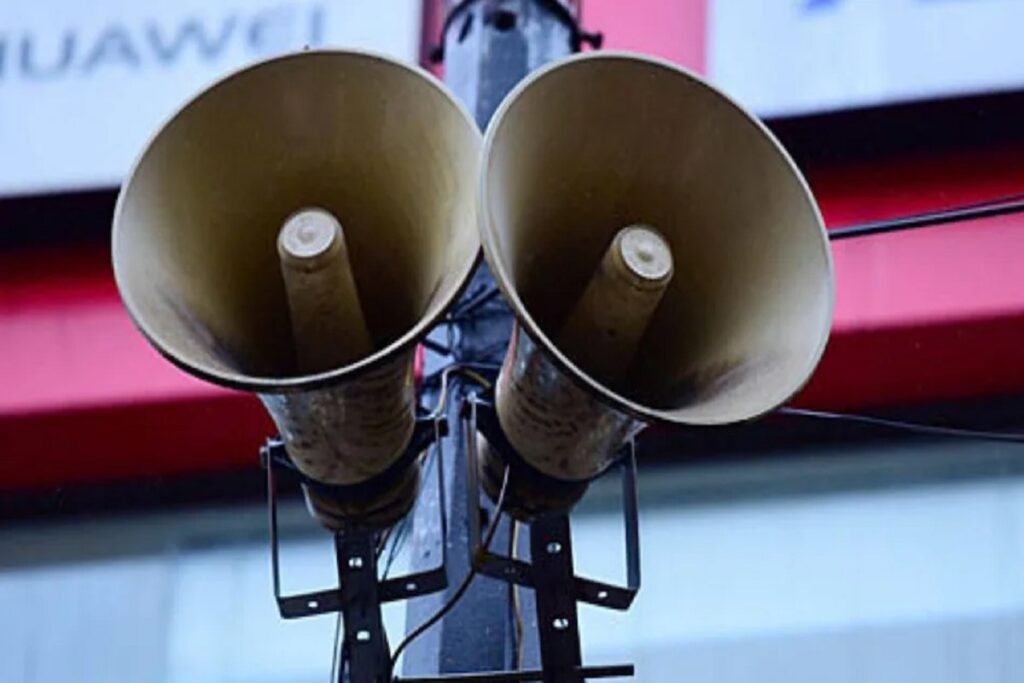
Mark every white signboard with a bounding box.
[0,0,421,197]
[710,0,1024,118]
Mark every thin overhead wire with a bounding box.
[779,406,1024,444]
[829,192,1024,240]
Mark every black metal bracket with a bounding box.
[403,393,639,683]
[336,530,390,681]
[261,415,450,682]
[466,395,641,611]
[262,416,450,618]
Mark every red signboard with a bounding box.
[2,0,1023,491]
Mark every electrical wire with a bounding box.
[778,406,1024,444]
[424,363,496,421]
[376,527,393,559]
[379,363,499,585]
[419,285,503,365]
[328,610,344,683]
[466,340,511,364]
[382,448,435,580]
[460,367,495,390]
[420,362,500,386]
[510,520,524,671]
[829,191,1024,240]
[381,514,410,581]
[376,363,501,670]
[381,442,441,581]
[451,285,502,320]
[420,337,454,357]
[387,465,511,678]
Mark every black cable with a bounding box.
[381,450,437,581]
[829,192,1024,240]
[388,466,511,678]
[451,285,502,319]
[376,528,393,560]
[420,337,454,357]
[508,520,524,671]
[382,497,415,580]
[381,521,405,581]
[778,406,1024,444]
[506,521,518,671]
[459,340,510,365]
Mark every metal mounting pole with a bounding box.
[401,0,577,677]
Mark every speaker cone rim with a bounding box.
[478,51,835,426]
[112,48,483,393]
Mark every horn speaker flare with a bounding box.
[112,50,482,530]
[476,53,835,517]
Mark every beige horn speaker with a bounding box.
[112,50,481,530]
[477,52,834,517]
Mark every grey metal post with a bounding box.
[401,0,575,677]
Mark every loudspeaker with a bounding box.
[112,50,481,529]
[477,53,834,516]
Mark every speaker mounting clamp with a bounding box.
[262,414,451,683]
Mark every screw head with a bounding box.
[546,541,562,555]
[552,617,570,631]
[348,556,364,569]
[356,630,371,642]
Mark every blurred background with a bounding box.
[3,1,1024,681]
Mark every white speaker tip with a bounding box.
[618,225,673,284]
[278,208,342,262]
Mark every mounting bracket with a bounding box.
[262,415,451,682]
[396,394,639,682]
